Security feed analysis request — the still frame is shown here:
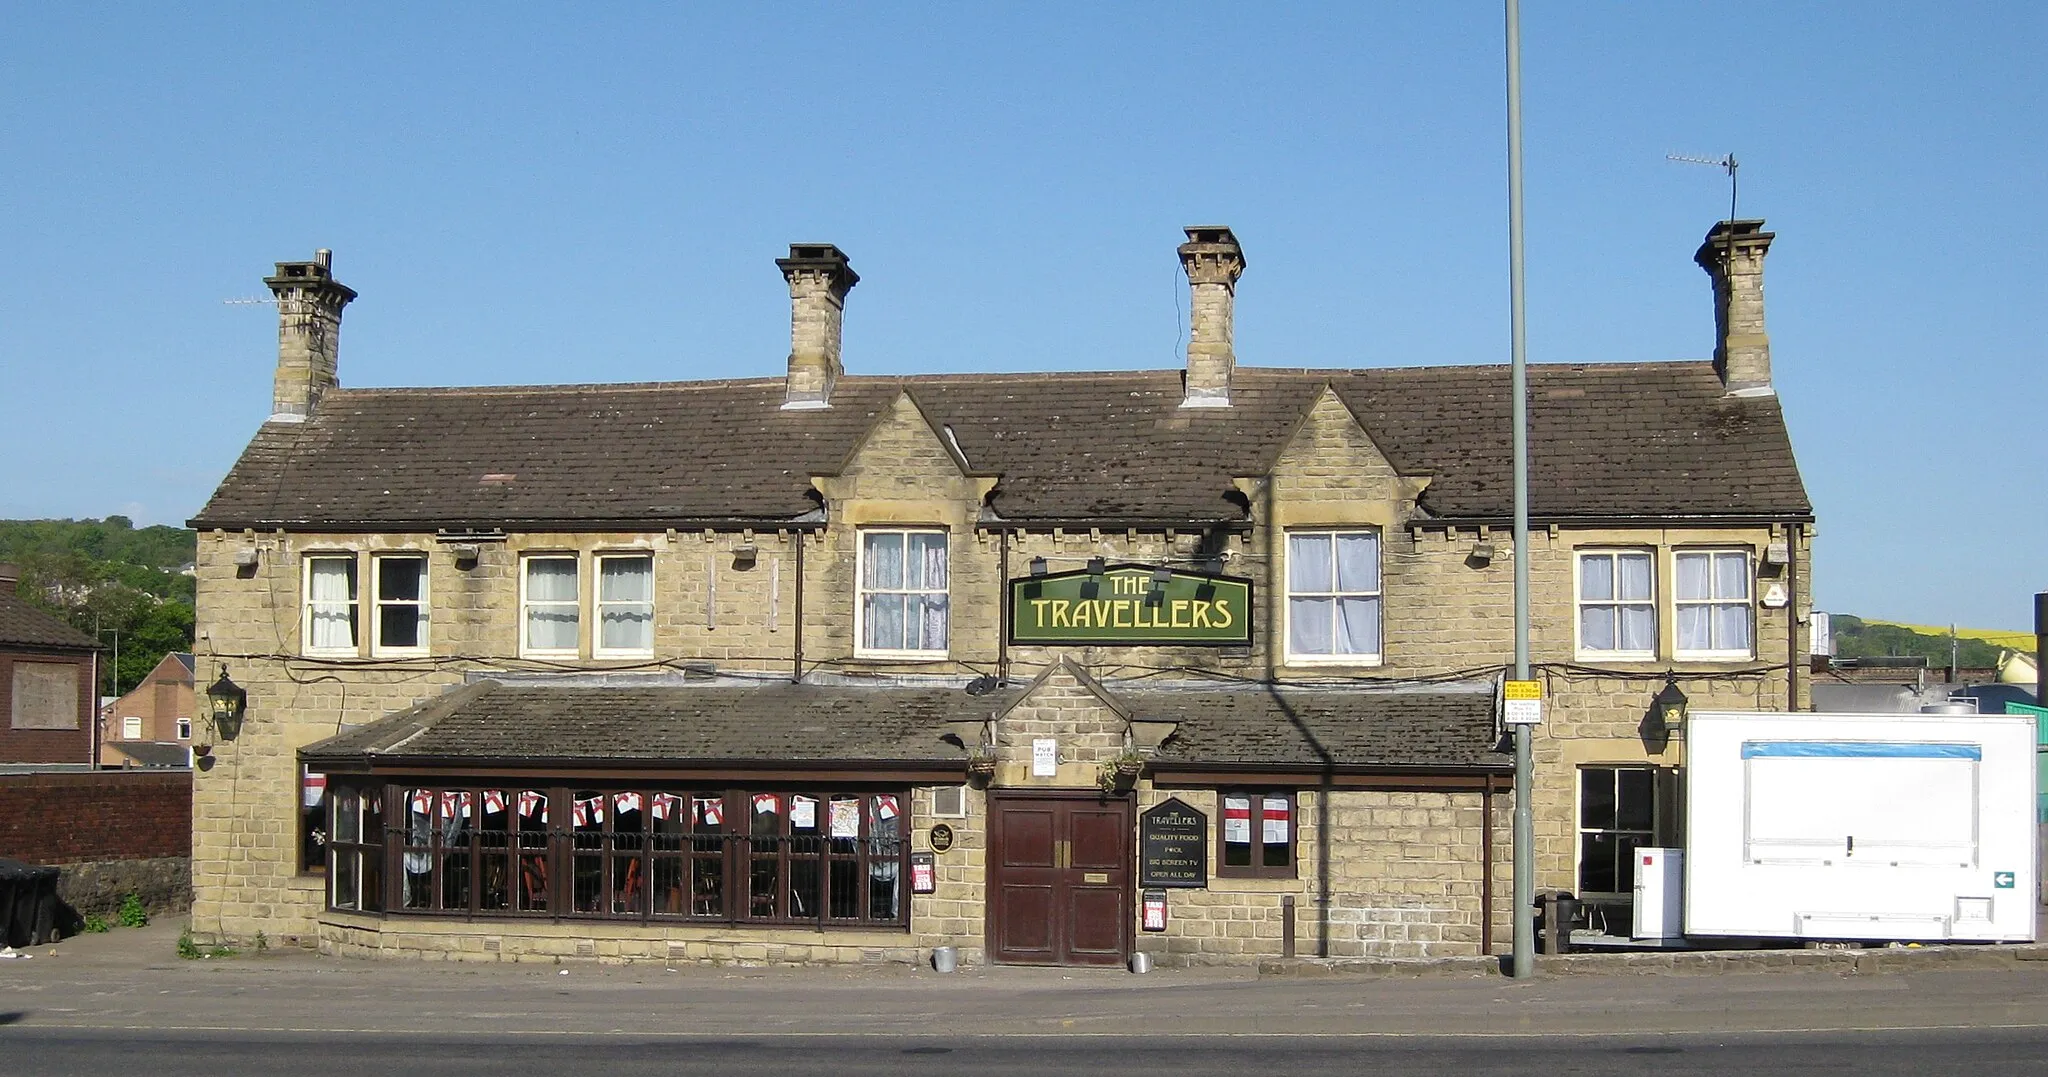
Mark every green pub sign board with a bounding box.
[1009,565,1253,646]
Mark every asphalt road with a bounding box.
[8,924,2048,1074]
[4,1028,2048,1077]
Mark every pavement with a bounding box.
[5,921,2048,1041]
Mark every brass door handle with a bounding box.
[1054,839,1070,870]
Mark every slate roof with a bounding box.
[298,679,1502,771]
[192,363,1808,530]
[1131,686,1504,770]
[0,590,96,651]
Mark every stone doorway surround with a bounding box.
[954,658,1174,967]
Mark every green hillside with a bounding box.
[0,517,196,695]
[1830,614,2009,668]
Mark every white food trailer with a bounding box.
[1678,710,2037,944]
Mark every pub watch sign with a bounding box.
[1008,564,1253,646]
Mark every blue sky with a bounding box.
[2,5,2042,629]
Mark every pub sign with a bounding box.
[1140,797,1210,889]
[1009,564,1253,646]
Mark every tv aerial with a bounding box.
[1668,152,1740,224]
[1669,152,1742,264]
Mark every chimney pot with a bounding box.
[265,249,356,422]
[1178,226,1245,408]
[777,243,858,410]
[1696,219,1774,395]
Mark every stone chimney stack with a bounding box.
[777,244,858,410]
[1178,226,1246,407]
[265,249,357,422]
[1695,219,1775,395]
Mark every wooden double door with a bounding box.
[987,793,1132,966]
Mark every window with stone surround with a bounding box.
[1284,531,1381,662]
[371,554,428,657]
[595,553,655,657]
[520,554,580,657]
[363,782,908,928]
[1575,765,1681,932]
[857,529,948,657]
[1218,791,1296,878]
[1575,549,1656,659]
[176,716,191,741]
[1674,549,1753,658]
[303,554,358,656]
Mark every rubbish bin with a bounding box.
[1533,890,1579,956]
[931,945,958,973]
[0,859,60,948]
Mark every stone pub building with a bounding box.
[189,223,1810,966]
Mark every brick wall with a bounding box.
[0,770,191,916]
[0,771,190,864]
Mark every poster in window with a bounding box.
[1223,796,1251,843]
[829,798,861,838]
[791,795,818,830]
[1262,796,1290,844]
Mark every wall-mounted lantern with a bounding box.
[204,666,248,746]
[1650,675,1689,735]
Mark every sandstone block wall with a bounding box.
[1134,785,1512,964]
[189,378,1809,954]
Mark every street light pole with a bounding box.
[1505,0,1536,980]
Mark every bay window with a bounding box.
[343,783,907,928]
[328,785,382,912]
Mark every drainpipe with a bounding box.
[997,531,1010,683]
[1787,523,1803,712]
[792,532,805,684]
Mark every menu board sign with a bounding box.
[1140,797,1209,889]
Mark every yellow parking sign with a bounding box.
[1504,679,1542,725]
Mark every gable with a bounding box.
[815,392,991,513]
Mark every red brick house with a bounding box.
[0,564,100,767]
[99,651,195,768]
